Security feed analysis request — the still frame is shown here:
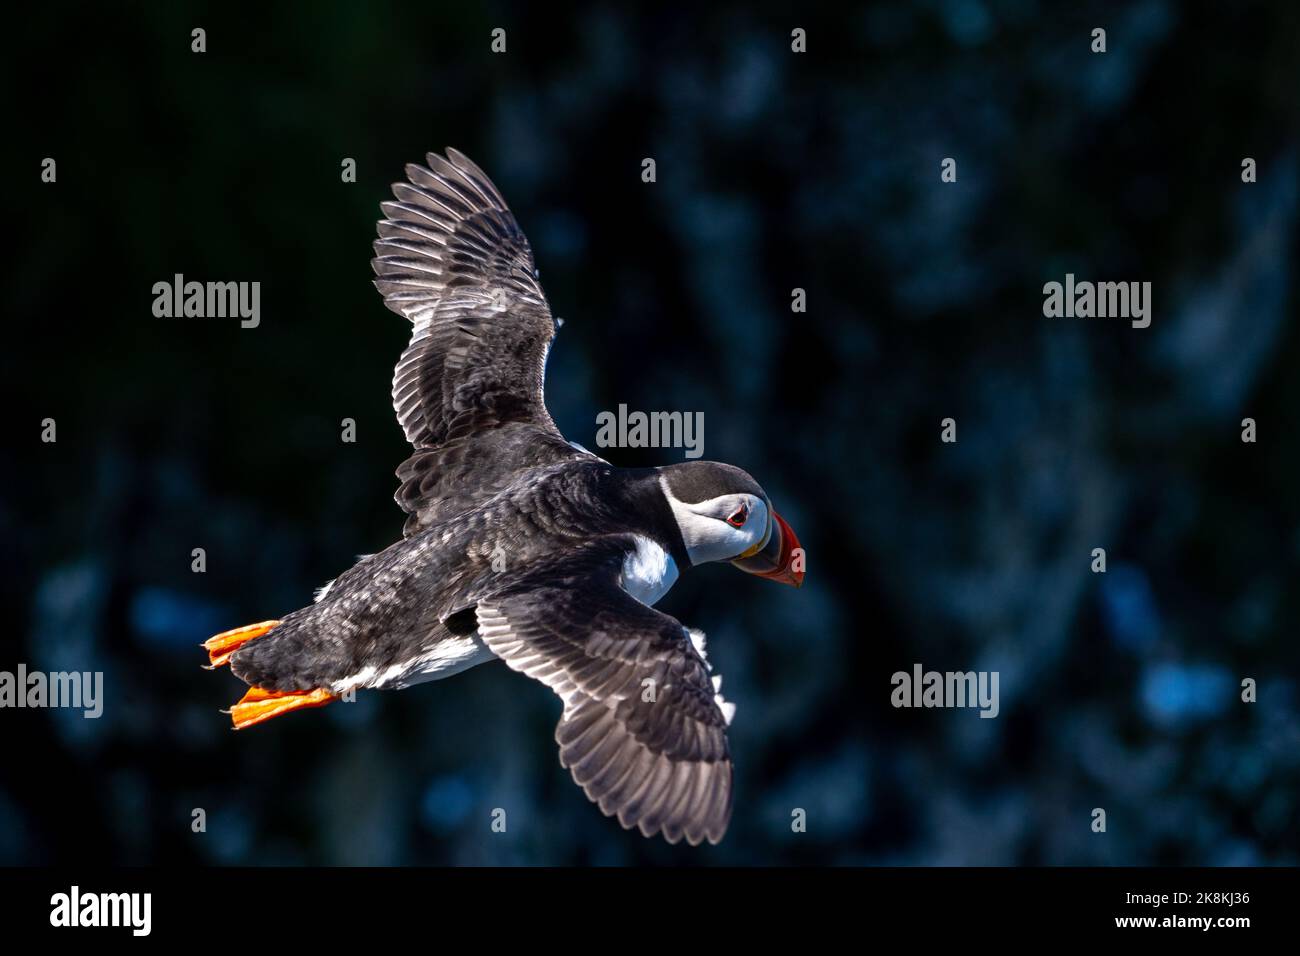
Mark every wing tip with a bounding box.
[581,757,733,847]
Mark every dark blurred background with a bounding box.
[3,1,1298,865]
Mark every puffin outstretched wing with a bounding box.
[372,148,587,534]
[472,540,734,846]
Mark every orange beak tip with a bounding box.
[774,512,805,587]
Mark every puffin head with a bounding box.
[658,461,805,587]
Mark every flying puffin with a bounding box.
[204,149,805,846]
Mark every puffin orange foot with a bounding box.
[227,686,336,730]
[203,620,281,669]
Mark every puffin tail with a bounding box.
[203,618,339,728]
[204,619,339,729]
[203,619,281,669]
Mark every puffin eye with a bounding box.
[726,503,749,527]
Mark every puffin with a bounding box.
[204,149,805,845]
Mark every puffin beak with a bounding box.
[732,510,804,588]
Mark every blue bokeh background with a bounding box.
[2,1,1298,865]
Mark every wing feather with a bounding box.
[372,149,587,534]
[472,541,734,845]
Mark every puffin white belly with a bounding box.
[400,634,496,687]
[621,535,679,606]
[334,633,495,693]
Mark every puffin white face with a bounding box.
[661,478,772,567]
